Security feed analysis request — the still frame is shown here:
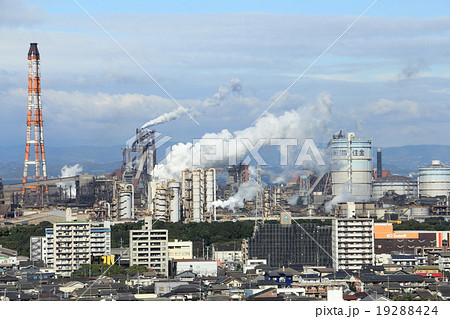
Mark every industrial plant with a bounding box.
[1,43,450,302]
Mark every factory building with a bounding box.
[243,218,333,268]
[148,180,181,222]
[418,160,450,198]
[129,217,168,277]
[0,178,6,218]
[122,128,156,204]
[374,223,450,255]
[372,175,418,201]
[181,168,216,222]
[331,132,373,201]
[331,218,374,271]
[32,221,111,277]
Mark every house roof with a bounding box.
[437,286,450,297]
[116,294,138,301]
[0,275,18,282]
[266,270,294,277]
[354,292,369,299]
[175,270,197,278]
[360,294,391,301]
[413,288,434,300]
[206,295,230,301]
[299,273,320,279]
[246,287,282,301]
[208,284,228,291]
[256,280,279,286]
[323,272,351,280]
[381,282,402,289]
[253,264,270,269]
[313,267,334,273]
[161,284,203,298]
[360,273,424,283]
[343,294,359,301]
[215,276,243,285]
[173,259,216,263]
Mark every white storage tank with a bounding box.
[206,168,217,221]
[372,175,418,200]
[168,181,181,222]
[418,160,450,197]
[408,206,430,220]
[331,132,373,201]
[118,190,132,219]
[154,184,169,221]
[192,168,205,222]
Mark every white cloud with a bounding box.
[0,0,47,27]
[1,10,450,149]
[364,99,420,118]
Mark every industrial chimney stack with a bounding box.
[376,147,382,179]
[22,43,48,202]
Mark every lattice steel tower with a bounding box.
[22,43,48,202]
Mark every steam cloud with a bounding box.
[324,182,371,213]
[212,180,260,211]
[141,78,241,129]
[153,92,333,181]
[56,164,83,198]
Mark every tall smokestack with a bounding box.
[23,43,48,202]
[376,147,382,179]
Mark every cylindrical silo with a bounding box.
[372,175,418,200]
[169,181,181,222]
[206,168,217,221]
[331,132,372,201]
[418,160,450,197]
[409,206,430,219]
[154,184,169,221]
[118,190,132,219]
[192,168,204,222]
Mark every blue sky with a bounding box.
[1,0,450,152]
[30,0,449,17]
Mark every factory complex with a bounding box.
[1,43,450,301]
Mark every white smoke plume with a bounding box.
[56,164,83,198]
[212,180,260,211]
[141,79,241,129]
[153,92,333,180]
[287,195,299,206]
[324,182,371,213]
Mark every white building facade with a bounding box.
[129,217,169,277]
[332,218,374,271]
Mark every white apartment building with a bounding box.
[53,221,91,277]
[36,221,111,277]
[332,218,374,271]
[129,217,168,277]
[168,240,193,260]
[438,252,450,273]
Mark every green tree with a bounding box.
[72,264,127,277]
[127,265,148,276]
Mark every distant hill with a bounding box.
[0,143,449,184]
[374,145,450,176]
